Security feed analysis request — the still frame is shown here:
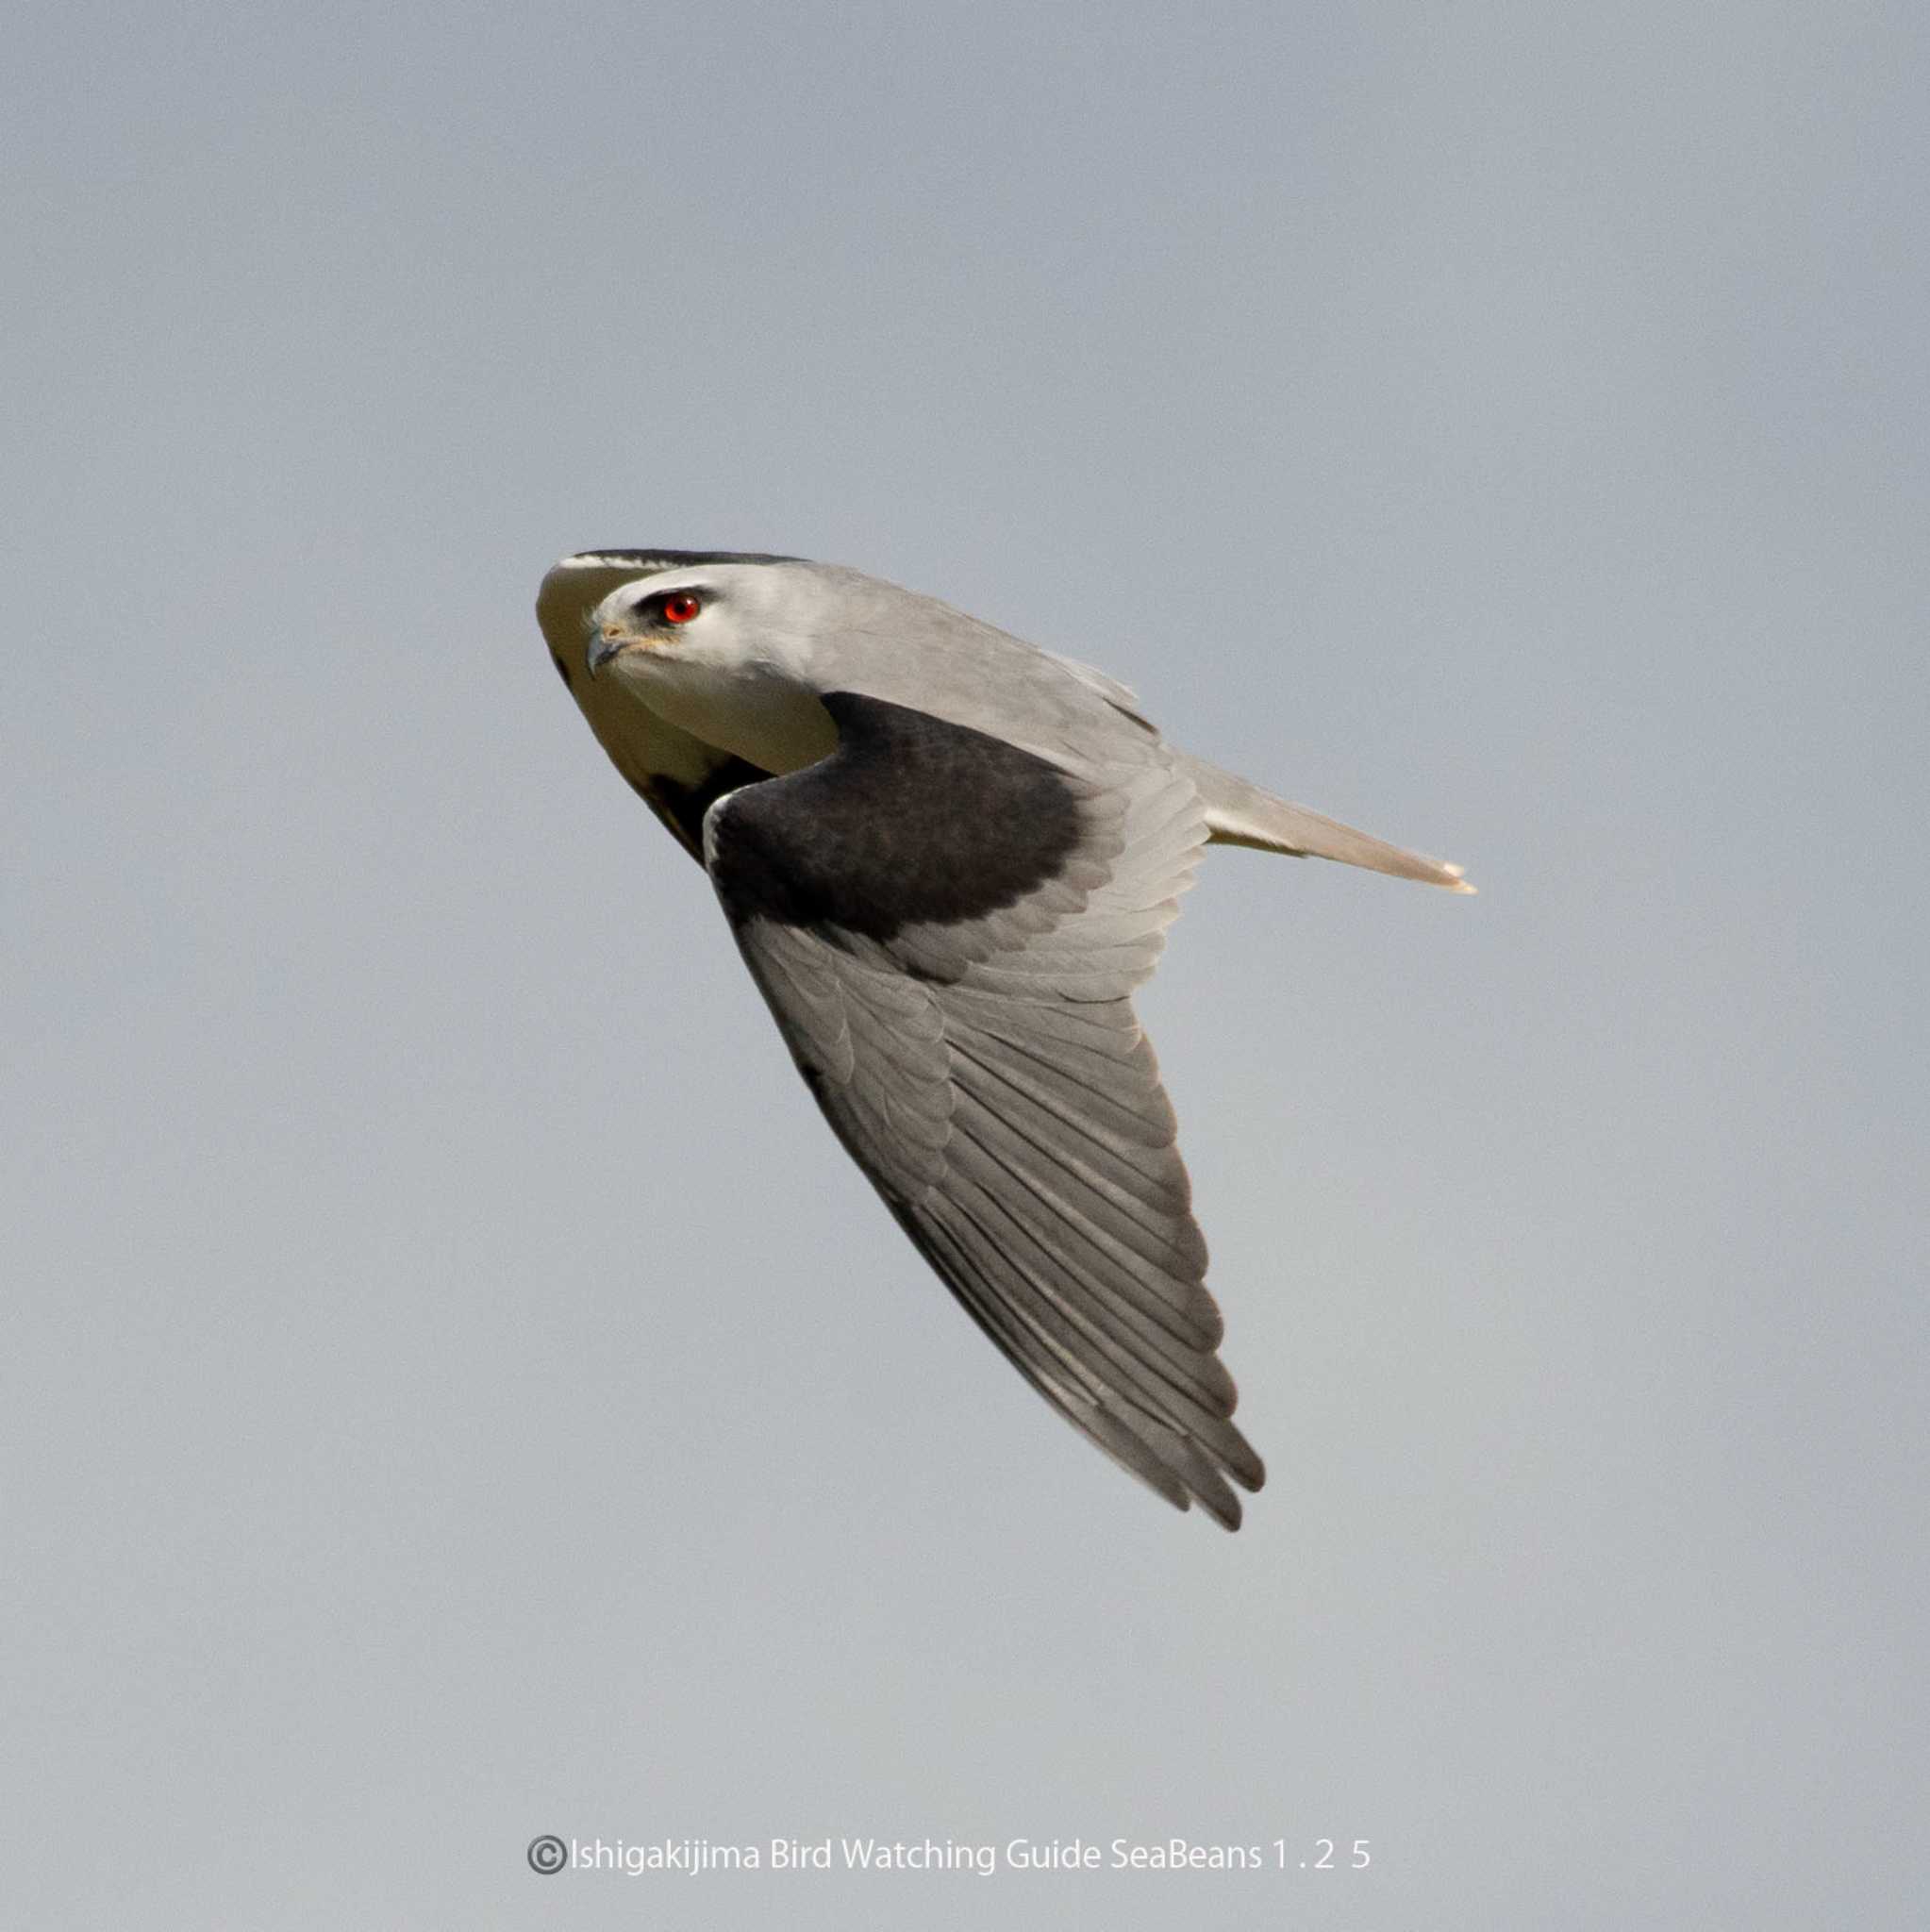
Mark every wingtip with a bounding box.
[1439,862,1478,895]
[1196,1491,1244,1532]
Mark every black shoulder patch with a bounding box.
[707,692,1085,941]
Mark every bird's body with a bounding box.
[538,550,1470,1529]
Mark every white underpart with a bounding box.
[606,649,837,776]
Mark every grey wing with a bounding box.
[704,691,1265,1527]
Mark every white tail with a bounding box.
[1176,753,1475,892]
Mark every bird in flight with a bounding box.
[537,551,1472,1529]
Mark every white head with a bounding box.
[585,559,829,690]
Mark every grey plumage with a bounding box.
[538,550,1472,1528]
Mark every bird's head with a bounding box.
[586,560,820,686]
[588,568,715,676]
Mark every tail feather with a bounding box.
[1175,753,1475,893]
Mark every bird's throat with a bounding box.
[613,657,839,777]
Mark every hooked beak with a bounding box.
[586,625,626,678]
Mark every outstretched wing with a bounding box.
[704,692,1264,1527]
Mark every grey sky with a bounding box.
[5,1,1925,1925]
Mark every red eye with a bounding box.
[662,591,702,625]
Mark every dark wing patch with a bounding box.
[705,697,1262,1527]
[705,693,1087,944]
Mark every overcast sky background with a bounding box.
[6,2,1926,1926]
